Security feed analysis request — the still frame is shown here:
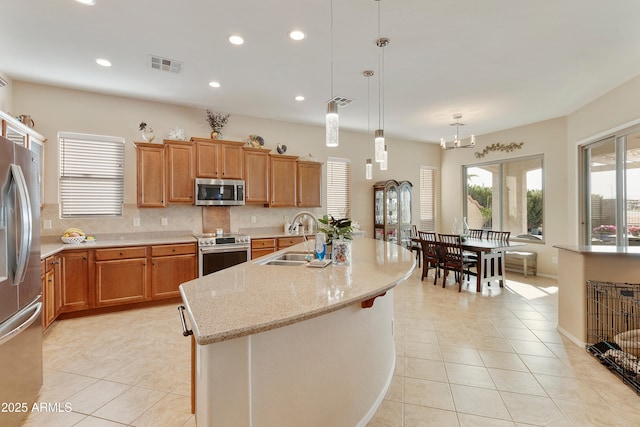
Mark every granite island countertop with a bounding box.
[180,237,415,345]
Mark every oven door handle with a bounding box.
[200,246,250,254]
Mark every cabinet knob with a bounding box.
[119,252,123,256]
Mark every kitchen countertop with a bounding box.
[554,244,640,255]
[40,231,197,258]
[180,237,415,345]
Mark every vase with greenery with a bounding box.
[205,110,230,139]
[318,215,353,246]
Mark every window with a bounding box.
[464,155,544,240]
[59,132,125,217]
[419,166,436,230]
[582,127,640,246]
[326,157,351,218]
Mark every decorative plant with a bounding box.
[629,225,640,236]
[205,110,230,132]
[318,214,353,245]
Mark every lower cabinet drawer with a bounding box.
[251,238,276,249]
[151,243,196,257]
[277,236,305,248]
[95,246,147,261]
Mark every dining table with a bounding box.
[460,237,526,292]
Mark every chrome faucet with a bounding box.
[289,211,320,261]
[288,211,319,235]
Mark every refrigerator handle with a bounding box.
[0,301,42,346]
[10,164,33,286]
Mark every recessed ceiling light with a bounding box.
[96,58,111,67]
[228,35,244,45]
[294,95,305,101]
[75,0,96,5]
[209,81,221,88]
[289,30,306,41]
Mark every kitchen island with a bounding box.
[179,237,415,427]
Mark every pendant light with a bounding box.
[326,0,339,147]
[374,0,389,164]
[364,70,374,180]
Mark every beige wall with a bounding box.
[440,117,568,276]
[0,72,13,113]
[12,81,441,238]
[566,74,640,245]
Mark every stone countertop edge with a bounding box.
[554,244,640,255]
[180,238,416,346]
[40,234,197,259]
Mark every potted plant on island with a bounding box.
[205,110,230,139]
[318,215,353,265]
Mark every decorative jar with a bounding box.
[332,238,351,265]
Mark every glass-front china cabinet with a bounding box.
[373,180,413,247]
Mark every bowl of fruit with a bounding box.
[61,228,86,244]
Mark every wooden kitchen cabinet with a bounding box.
[42,254,61,329]
[296,161,322,207]
[150,243,197,299]
[60,250,91,313]
[192,137,244,179]
[251,238,276,259]
[135,142,166,208]
[243,147,270,204]
[95,247,148,307]
[269,154,298,207]
[277,236,305,249]
[166,140,195,204]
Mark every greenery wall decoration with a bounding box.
[474,142,524,158]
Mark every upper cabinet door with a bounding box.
[195,140,220,178]
[135,143,166,208]
[269,155,298,207]
[166,140,194,204]
[297,161,322,207]
[220,143,244,179]
[243,148,270,204]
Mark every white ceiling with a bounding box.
[3,0,640,143]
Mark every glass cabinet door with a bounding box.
[386,187,398,225]
[374,189,384,225]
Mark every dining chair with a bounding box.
[486,230,511,241]
[418,231,441,285]
[484,231,511,287]
[468,229,484,239]
[438,234,476,292]
[409,225,422,268]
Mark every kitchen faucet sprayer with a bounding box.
[289,211,320,260]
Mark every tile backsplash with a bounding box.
[41,203,322,237]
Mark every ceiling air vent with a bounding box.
[330,96,353,107]
[0,76,7,88]
[148,55,183,74]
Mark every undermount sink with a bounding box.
[263,259,308,266]
[277,252,313,262]
[260,251,315,266]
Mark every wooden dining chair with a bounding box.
[438,234,475,292]
[409,225,422,268]
[484,231,510,287]
[486,230,511,241]
[468,229,484,239]
[418,231,441,285]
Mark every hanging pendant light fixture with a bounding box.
[380,145,388,170]
[326,0,339,147]
[374,0,389,165]
[440,114,476,150]
[364,70,374,180]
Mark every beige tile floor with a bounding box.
[22,269,640,426]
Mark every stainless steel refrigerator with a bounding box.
[0,135,42,426]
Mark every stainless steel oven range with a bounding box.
[195,233,251,277]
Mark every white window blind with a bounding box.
[326,157,351,219]
[419,166,436,230]
[59,132,125,217]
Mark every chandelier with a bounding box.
[440,114,476,150]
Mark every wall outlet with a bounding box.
[133,218,141,227]
[552,256,558,264]
[161,217,168,226]
[251,215,256,224]
[43,219,52,229]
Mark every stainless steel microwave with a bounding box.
[195,178,245,206]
